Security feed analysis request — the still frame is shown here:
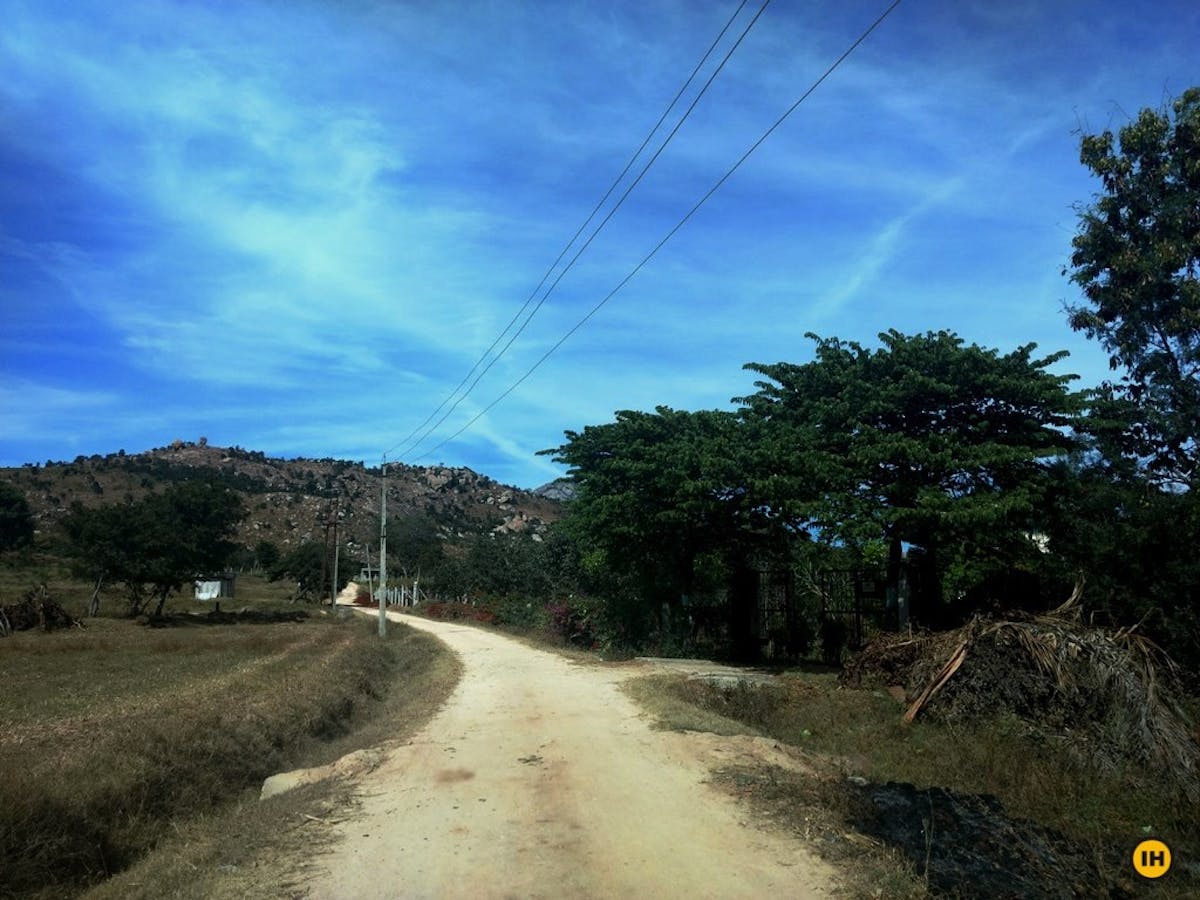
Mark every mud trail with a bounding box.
[303,612,834,899]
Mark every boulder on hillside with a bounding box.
[532,479,576,502]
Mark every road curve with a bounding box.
[304,612,834,899]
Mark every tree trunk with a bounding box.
[86,575,104,618]
[727,558,760,662]
[885,533,903,626]
[126,584,149,618]
[153,589,169,618]
[920,540,944,627]
[904,537,943,628]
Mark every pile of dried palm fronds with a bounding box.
[842,582,1200,801]
[0,584,83,636]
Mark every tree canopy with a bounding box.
[543,407,764,648]
[269,541,329,601]
[1067,87,1200,488]
[61,480,244,616]
[0,482,35,552]
[740,330,1082,623]
[544,332,1081,648]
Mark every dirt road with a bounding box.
[304,612,835,899]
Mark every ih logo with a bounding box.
[1132,839,1171,879]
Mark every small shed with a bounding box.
[194,573,236,602]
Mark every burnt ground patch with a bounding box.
[845,780,1137,898]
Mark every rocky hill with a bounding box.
[532,478,578,502]
[2,441,564,554]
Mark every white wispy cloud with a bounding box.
[1,0,1196,484]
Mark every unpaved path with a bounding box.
[304,612,835,899]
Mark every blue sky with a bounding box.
[1,0,1197,487]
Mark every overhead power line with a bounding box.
[385,0,765,460]
[403,0,771,460]
[415,0,905,463]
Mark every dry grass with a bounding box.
[626,670,1199,898]
[622,674,768,737]
[80,618,460,900]
[0,610,459,899]
[0,557,96,618]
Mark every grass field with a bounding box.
[0,575,459,900]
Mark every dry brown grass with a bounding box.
[80,619,461,900]
[0,611,459,899]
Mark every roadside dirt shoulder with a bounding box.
[304,613,835,899]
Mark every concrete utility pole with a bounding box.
[324,489,341,606]
[378,457,388,637]
[331,517,340,606]
[318,497,332,605]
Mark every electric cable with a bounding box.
[383,0,755,460]
[402,0,772,458]
[415,0,905,462]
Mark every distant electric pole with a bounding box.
[378,456,388,637]
[330,494,341,606]
[318,493,332,605]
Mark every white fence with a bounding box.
[373,584,425,607]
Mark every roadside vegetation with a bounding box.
[627,670,1197,898]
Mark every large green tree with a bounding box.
[138,481,245,616]
[741,331,1083,625]
[254,539,281,573]
[61,480,244,617]
[60,500,142,616]
[1040,455,1200,682]
[1066,86,1200,488]
[432,530,580,607]
[388,512,446,578]
[1055,86,1200,679]
[544,407,770,655]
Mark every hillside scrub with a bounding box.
[0,614,449,898]
[3,443,562,571]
